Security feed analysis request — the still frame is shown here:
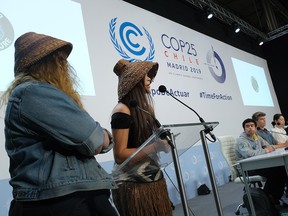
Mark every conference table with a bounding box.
[237,148,288,216]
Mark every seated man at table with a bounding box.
[235,118,287,205]
[252,111,288,148]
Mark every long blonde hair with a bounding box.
[1,50,83,109]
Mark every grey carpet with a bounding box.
[172,181,288,215]
[172,181,249,216]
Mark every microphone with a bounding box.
[158,85,216,142]
[129,100,173,145]
[129,100,161,128]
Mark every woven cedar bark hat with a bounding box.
[14,32,73,76]
[113,59,159,100]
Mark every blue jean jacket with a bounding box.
[4,81,116,201]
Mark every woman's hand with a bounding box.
[154,139,171,153]
[94,129,112,155]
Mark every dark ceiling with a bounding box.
[216,0,288,32]
[184,0,288,42]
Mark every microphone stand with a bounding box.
[159,127,190,216]
[200,130,223,216]
[159,86,216,142]
[159,86,223,216]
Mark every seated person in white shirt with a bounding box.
[235,118,286,205]
[271,113,288,144]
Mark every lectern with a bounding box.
[112,122,222,216]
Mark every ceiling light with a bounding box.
[233,23,240,33]
[258,38,264,46]
[204,7,213,19]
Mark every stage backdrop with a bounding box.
[0,0,281,214]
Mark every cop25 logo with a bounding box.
[109,18,155,62]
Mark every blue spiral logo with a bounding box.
[109,17,155,62]
[206,46,226,83]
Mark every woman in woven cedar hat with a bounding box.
[110,59,173,216]
[1,32,118,216]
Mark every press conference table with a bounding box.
[237,148,288,216]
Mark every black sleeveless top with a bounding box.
[111,112,162,182]
[111,112,138,148]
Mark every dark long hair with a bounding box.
[271,113,283,127]
[120,78,156,147]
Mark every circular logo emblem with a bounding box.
[206,47,226,83]
[0,12,14,51]
[251,76,259,93]
[109,18,155,62]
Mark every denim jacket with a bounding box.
[4,81,116,201]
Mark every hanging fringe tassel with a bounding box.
[112,177,173,216]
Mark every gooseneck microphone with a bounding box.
[129,100,173,145]
[158,85,216,142]
[129,100,161,128]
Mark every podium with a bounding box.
[112,122,222,216]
